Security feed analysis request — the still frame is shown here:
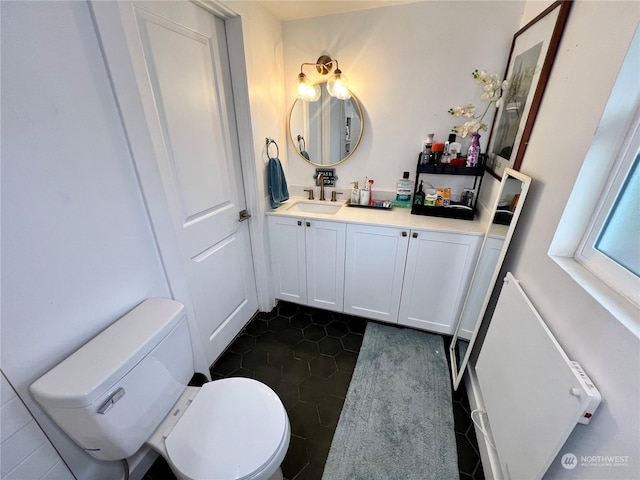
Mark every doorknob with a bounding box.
[412,232,418,238]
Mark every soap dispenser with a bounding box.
[350,181,360,205]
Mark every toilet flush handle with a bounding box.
[97,387,125,415]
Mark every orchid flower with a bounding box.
[448,69,506,137]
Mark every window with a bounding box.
[575,114,640,306]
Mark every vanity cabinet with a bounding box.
[398,230,481,334]
[344,224,409,322]
[344,224,480,332]
[268,210,482,334]
[267,216,345,312]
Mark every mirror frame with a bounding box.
[449,168,532,389]
[288,83,364,167]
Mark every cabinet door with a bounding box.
[305,219,346,312]
[344,224,409,322]
[398,230,480,334]
[268,216,306,304]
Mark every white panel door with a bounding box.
[92,2,258,365]
[344,224,409,322]
[399,230,480,334]
[305,219,346,312]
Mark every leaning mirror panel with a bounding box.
[289,82,364,166]
[449,168,532,389]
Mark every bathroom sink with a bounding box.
[286,201,343,215]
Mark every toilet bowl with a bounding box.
[30,298,290,480]
[148,379,290,480]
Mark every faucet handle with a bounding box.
[303,189,314,200]
[331,191,343,202]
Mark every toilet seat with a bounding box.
[165,378,289,480]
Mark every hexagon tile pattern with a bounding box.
[142,301,482,480]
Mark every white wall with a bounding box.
[222,0,287,311]
[1,1,170,478]
[1,373,74,480]
[497,1,640,478]
[282,1,525,195]
[225,0,288,210]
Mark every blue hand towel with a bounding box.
[268,157,289,209]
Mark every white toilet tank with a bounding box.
[30,298,194,461]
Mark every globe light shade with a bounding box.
[296,72,312,99]
[296,73,321,102]
[327,69,351,100]
[307,84,321,102]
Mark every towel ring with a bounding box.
[297,135,306,151]
[266,137,279,160]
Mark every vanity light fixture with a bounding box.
[296,54,351,101]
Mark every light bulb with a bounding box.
[296,73,321,102]
[327,69,351,100]
[296,72,312,100]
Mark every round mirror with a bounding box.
[288,82,363,166]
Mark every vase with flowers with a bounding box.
[449,69,507,167]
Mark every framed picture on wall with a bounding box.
[486,1,572,179]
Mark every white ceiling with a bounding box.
[254,0,424,21]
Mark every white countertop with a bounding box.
[266,197,490,237]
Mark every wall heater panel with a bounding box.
[475,273,601,480]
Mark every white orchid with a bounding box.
[451,120,488,137]
[449,69,506,137]
[448,104,475,118]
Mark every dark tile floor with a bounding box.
[452,376,485,480]
[143,302,483,480]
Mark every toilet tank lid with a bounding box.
[30,298,186,409]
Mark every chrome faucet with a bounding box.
[317,173,326,201]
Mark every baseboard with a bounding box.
[464,361,502,480]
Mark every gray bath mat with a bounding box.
[323,322,459,480]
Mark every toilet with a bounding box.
[30,298,290,480]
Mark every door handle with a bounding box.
[401,231,408,237]
[412,232,418,238]
[306,221,311,227]
[238,209,251,222]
